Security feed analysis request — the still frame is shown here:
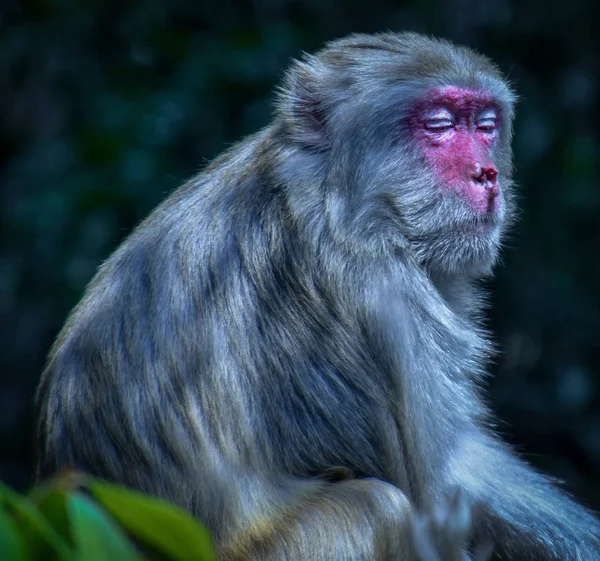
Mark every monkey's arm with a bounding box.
[448,431,600,560]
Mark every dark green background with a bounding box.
[1,0,599,512]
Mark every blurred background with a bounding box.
[1,0,599,509]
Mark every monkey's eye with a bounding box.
[424,109,454,131]
[425,118,454,130]
[476,109,498,132]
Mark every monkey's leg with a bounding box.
[219,478,415,561]
[218,477,480,561]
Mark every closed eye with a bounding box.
[423,108,454,132]
[476,118,497,131]
[476,108,498,132]
[425,118,454,131]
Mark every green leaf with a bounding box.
[68,494,142,561]
[0,482,73,561]
[0,508,28,561]
[89,479,216,561]
[30,488,73,546]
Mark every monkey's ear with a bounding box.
[276,55,333,150]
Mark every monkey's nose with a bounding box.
[472,166,498,186]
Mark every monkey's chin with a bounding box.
[463,211,503,234]
[460,231,501,277]
[420,221,502,278]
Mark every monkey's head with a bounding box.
[276,32,517,277]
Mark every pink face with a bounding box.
[411,86,501,214]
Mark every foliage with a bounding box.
[0,472,215,561]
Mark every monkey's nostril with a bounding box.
[472,170,486,184]
[485,168,498,182]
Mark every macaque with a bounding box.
[36,32,600,559]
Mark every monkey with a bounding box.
[35,32,600,560]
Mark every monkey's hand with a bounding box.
[410,490,494,561]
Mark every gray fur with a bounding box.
[36,32,599,559]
